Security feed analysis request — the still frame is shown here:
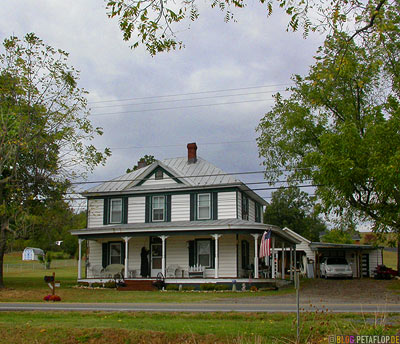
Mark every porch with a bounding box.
[73,219,301,285]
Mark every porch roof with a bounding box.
[71,219,300,245]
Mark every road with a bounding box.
[0,302,399,313]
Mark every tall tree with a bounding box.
[0,33,110,288]
[263,187,326,241]
[256,29,400,272]
[105,0,389,55]
[126,154,156,173]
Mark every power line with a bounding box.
[108,140,255,150]
[90,90,287,110]
[88,83,293,104]
[90,98,274,117]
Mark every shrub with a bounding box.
[250,286,258,292]
[103,281,116,288]
[43,294,61,302]
[182,286,195,291]
[91,283,103,288]
[200,283,216,291]
[166,284,179,291]
[215,285,229,291]
[48,251,70,259]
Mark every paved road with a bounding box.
[0,302,399,313]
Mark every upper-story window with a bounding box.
[110,198,123,223]
[152,195,165,221]
[197,193,211,220]
[155,170,163,180]
[242,194,249,220]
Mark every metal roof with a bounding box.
[70,219,300,244]
[83,157,266,205]
[310,242,379,250]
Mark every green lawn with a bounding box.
[0,311,396,344]
[383,249,397,270]
[1,252,293,303]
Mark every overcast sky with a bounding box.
[1,0,323,204]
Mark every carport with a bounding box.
[310,242,383,278]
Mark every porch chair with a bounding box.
[100,264,125,278]
[166,264,181,278]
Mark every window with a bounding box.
[242,195,249,220]
[197,240,211,267]
[197,193,211,220]
[152,196,165,221]
[155,170,163,180]
[241,240,250,269]
[110,199,122,223]
[109,242,122,264]
[255,204,262,223]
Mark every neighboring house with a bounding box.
[281,227,383,278]
[71,143,300,286]
[22,247,44,261]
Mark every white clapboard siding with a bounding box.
[296,241,314,262]
[218,191,237,219]
[141,173,178,186]
[171,194,190,221]
[87,240,103,277]
[218,234,237,277]
[368,249,382,276]
[128,197,145,223]
[237,192,242,220]
[249,200,255,222]
[127,237,149,275]
[88,199,104,228]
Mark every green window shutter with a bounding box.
[123,197,128,224]
[103,198,109,225]
[188,240,195,267]
[210,239,215,269]
[166,195,171,222]
[212,192,218,220]
[102,243,109,268]
[121,242,125,264]
[145,196,151,223]
[190,194,195,221]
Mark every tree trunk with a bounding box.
[0,217,9,288]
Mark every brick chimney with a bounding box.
[187,142,197,164]
[137,159,147,169]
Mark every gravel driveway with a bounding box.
[221,279,400,305]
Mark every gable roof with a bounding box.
[83,157,267,205]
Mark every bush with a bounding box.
[43,294,61,302]
[250,286,258,292]
[166,284,179,291]
[182,286,195,291]
[103,281,116,288]
[200,283,216,291]
[215,285,230,291]
[48,251,71,259]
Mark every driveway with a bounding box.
[221,278,400,305]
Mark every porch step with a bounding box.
[117,279,157,291]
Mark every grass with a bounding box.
[0,311,397,343]
[1,252,293,303]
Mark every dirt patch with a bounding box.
[219,279,400,305]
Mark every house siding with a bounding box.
[171,194,190,221]
[87,199,104,228]
[87,240,103,277]
[249,199,255,222]
[141,174,178,187]
[237,192,242,220]
[368,249,382,277]
[128,197,145,223]
[217,191,237,219]
[218,234,237,277]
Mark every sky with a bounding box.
[0,0,323,207]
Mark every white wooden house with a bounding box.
[71,143,300,288]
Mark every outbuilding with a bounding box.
[22,247,44,261]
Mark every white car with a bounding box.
[320,257,353,279]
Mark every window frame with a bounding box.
[196,239,212,268]
[197,193,211,220]
[152,195,165,222]
[109,198,123,224]
[241,240,250,269]
[155,170,163,180]
[242,194,249,220]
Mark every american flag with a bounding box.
[259,230,271,258]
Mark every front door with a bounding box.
[151,238,162,277]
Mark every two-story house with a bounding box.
[71,143,300,288]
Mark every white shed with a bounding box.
[22,247,44,261]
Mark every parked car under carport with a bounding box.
[320,257,353,279]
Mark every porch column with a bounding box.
[123,237,131,278]
[212,234,222,278]
[294,244,297,278]
[271,236,275,279]
[281,243,285,280]
[159,235,169,278]
[290,246,293,281]
[78,239,83,280]
[251,234,260,279]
